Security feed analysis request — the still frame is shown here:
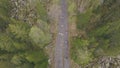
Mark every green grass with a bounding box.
[68,1,76,14]
[35,0,48,22]
[25,50,48,68]
[77,10,92,30]
[71,38,93,66]
[0,61,15,68]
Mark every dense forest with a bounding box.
[0,0,51,68]
[70,0,120,67]
[0,0,120,68]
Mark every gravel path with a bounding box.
[54,0,70,68]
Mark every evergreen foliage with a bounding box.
[71,0,120,66]
[0,0,51,68]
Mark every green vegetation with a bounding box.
[77,10,92,30]
[35,0,48,21]
[71,38,93,65]
[71,0,120,66]
[1,0,120,67]
[0,0,51,68]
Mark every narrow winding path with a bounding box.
[55,0,70,68]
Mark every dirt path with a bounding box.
[54,0,70,68]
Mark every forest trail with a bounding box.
[54,0,70,68]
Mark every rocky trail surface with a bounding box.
[54,0,70,68]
